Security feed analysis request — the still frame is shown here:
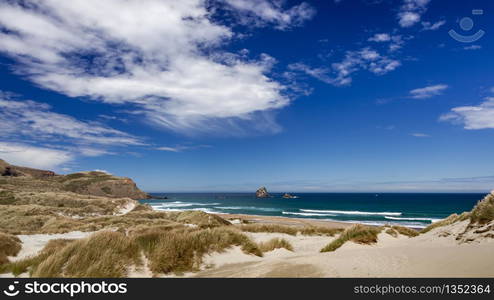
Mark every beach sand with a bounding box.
[216,213,353,229]
[3,213,493,278]
[192,219,494,278]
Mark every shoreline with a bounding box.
[215,212,357,229]
[213,212,428,230]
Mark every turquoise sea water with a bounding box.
[140,193,484,228]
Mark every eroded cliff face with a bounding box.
[0,159,149,200]
[61,172,149,199]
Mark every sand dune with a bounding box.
[192,220,494,278]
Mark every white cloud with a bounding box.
[440,97,494,130]
[410,133,430,137]
[221,0,315,30]
[409,84,448,99]
[368,33,405,52]
[156,144,211,152]
[368,33,391,42]
[397,0,431,28]
[422,20,446,31]
[0,96,143,146]
[0,0,291,135]
[463,45,482,51]
[289,47,401,86]
[0,142,73,169]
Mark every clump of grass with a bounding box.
[147,227,262,274]
[320,224,382,252]
[258,238,293,253]
[0,232,22,265]
[385,228,398,237]
[240,224,299,236]
[33,231,140,277]
[0,190,16,205]
[172,211,231,228]
[299,226,344,236]
[1,239,73,276]
[240,224,344,236]
[390,226,419,237]
[420,212,471,234]
[2,227,263,277]
[470,192,494,224]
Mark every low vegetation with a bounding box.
[258,238,293,252]
[470,192,494,224]
[385,228,397,237]
[1,227,262,277]
[240,224,343,236]
[146,227,262,274]
[420,212,471,234]
[320,224,382,252]
[390,226,419,237]
[0,232,22,265]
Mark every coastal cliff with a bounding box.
[0,159,149,200]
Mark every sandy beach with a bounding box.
[3,212,493,278]
[215,212,354,229]
[193,219,494,278]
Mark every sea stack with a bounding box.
[256,186,270,198]
[282,193,296,199]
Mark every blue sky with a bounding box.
[0,0,493,192]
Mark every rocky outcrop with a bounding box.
[282,193,297,199]
[256,186,270,198]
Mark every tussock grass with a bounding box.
[470,192,494,224]
[4,232,140,277]
[0,205,231,235]
[390,226,419,237]
[0,232,22,265]
[147,227,262,274]
[258,238,293,252]
[320,224,382,252]
[420,212,471,234]
[385,228,397,237]
[0,190,16,205]
[240,224,343,236]
[32,231,140,277]
[2,227,261,277]
[240,224,299,235]
[1,239,73,276]
[299,226,344,236]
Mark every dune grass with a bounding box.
[258,238,293,253]
[385,228,398,237]
[320,224,382,252]
[240,224,299,235]
[1,227,262,277]
[146,227,262,274]
[390,226,419,237]
[420,212,471,234]
[240,224,343,236]
[0,232,22,265]
[298,226,344,236]
[470,192,494,224]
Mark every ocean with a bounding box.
[140,193,484,228]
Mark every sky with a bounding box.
[0,0,493,193]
